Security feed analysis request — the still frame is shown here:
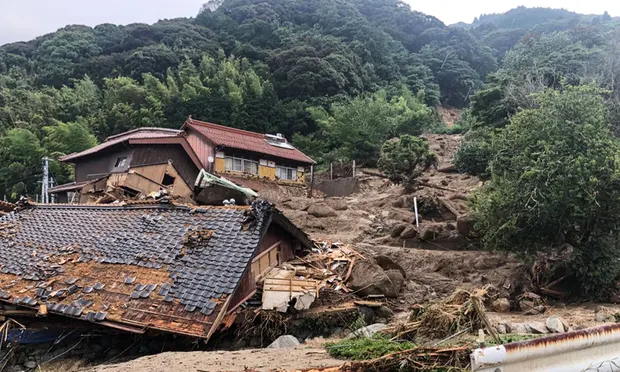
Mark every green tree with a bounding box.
[377,135,437,191]
[473,85,620,298]
[0,128,44,199]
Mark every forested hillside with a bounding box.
[0,0,618,201]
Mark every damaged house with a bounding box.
[183,118,316,186]
[49,128,203,203]
[0,200,312,340]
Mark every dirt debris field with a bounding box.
[84,347,343,372]
[68,134,619,372]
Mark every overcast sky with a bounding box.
[0,0,618,46]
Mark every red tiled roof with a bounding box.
[60,128,184,162]
[184,119,315,164]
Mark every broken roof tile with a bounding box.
[0,200,310,340]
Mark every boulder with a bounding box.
[510,323,528,334]
[594,307,613,322]
[282,199,309,211]
[325,198,348,211]
[267,335,300,349]
[348,261,402,298]
[420,225,443,240]
[348,323,388,338]
[456,214,475,238]
[302,216,326,230]
[400,226,418,239]
[384,270,405,297]
[391,196,407,208]
[546,316,567,333]
[307,204,337,218]
[526,322,549,334]
[496,324,508,334]
[23,361,37,369]
[390,224,407,238]
[375,305,394,321]
[387,209,416,224]
[491,298,510,313]
[375,256,407,278]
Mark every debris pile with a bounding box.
[259,241,363,313]
[380,286,498,343]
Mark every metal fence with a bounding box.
[471,324,620,372]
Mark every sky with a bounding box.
[0,0,618,45]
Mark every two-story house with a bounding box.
[50,128,203,203]
[49,120,315,203]
[183,118,315,184]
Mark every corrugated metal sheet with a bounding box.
[471,324,620,371]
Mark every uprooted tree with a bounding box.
[473,85,620,299]
[377,135,437,192]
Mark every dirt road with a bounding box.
[84,347,343,372]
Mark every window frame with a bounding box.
[224,155,259,175]
[276,165,298,181]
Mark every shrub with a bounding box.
[473,85,620,299]
[453,129,493,179]
[377,135,437,192]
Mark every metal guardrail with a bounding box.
[471,324,620,372]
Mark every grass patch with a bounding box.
[488,334,543,346]
[326,335,416,360]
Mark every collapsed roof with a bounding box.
[0,200,311,339]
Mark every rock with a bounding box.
[325,198,348,211]
[491,298,510,313]
[527,322,549,334]
[307,204,337,218]
[456,214,475,238]
[440,179,449,186]
[510,323,528,334]
[267,335,300,349]
[446,223,456,231]
[390,224,407,238]
[302,216,326,230]
[375,305,394,320]
[375,256,407,279]
[496,324,508,334]
[23,361,37,369]
[524,305,546,316]
[420,225,443,240]
[348,261,402,298]
[387,209,416,224]
[348,323,388,338]
[546,316,566,333]
[391,196,407,208]
[384,270,405,297]
[594,307,613,322]
[399,226,418,239]
[282,199,309,211]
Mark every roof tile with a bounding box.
[186,120,315,164]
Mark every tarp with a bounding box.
[194,169,259,199]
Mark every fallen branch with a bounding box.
[439,198,461,218]
[419,182,460,193]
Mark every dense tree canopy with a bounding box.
[0,2,619,203]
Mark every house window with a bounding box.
[114,157,127,168]
[276,166,297,181]
[224,156,258,175]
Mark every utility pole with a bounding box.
[41,157,49,204]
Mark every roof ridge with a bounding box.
[105,127,183,142]
[188,120,265,139]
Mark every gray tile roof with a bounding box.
[0,200,286,338]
